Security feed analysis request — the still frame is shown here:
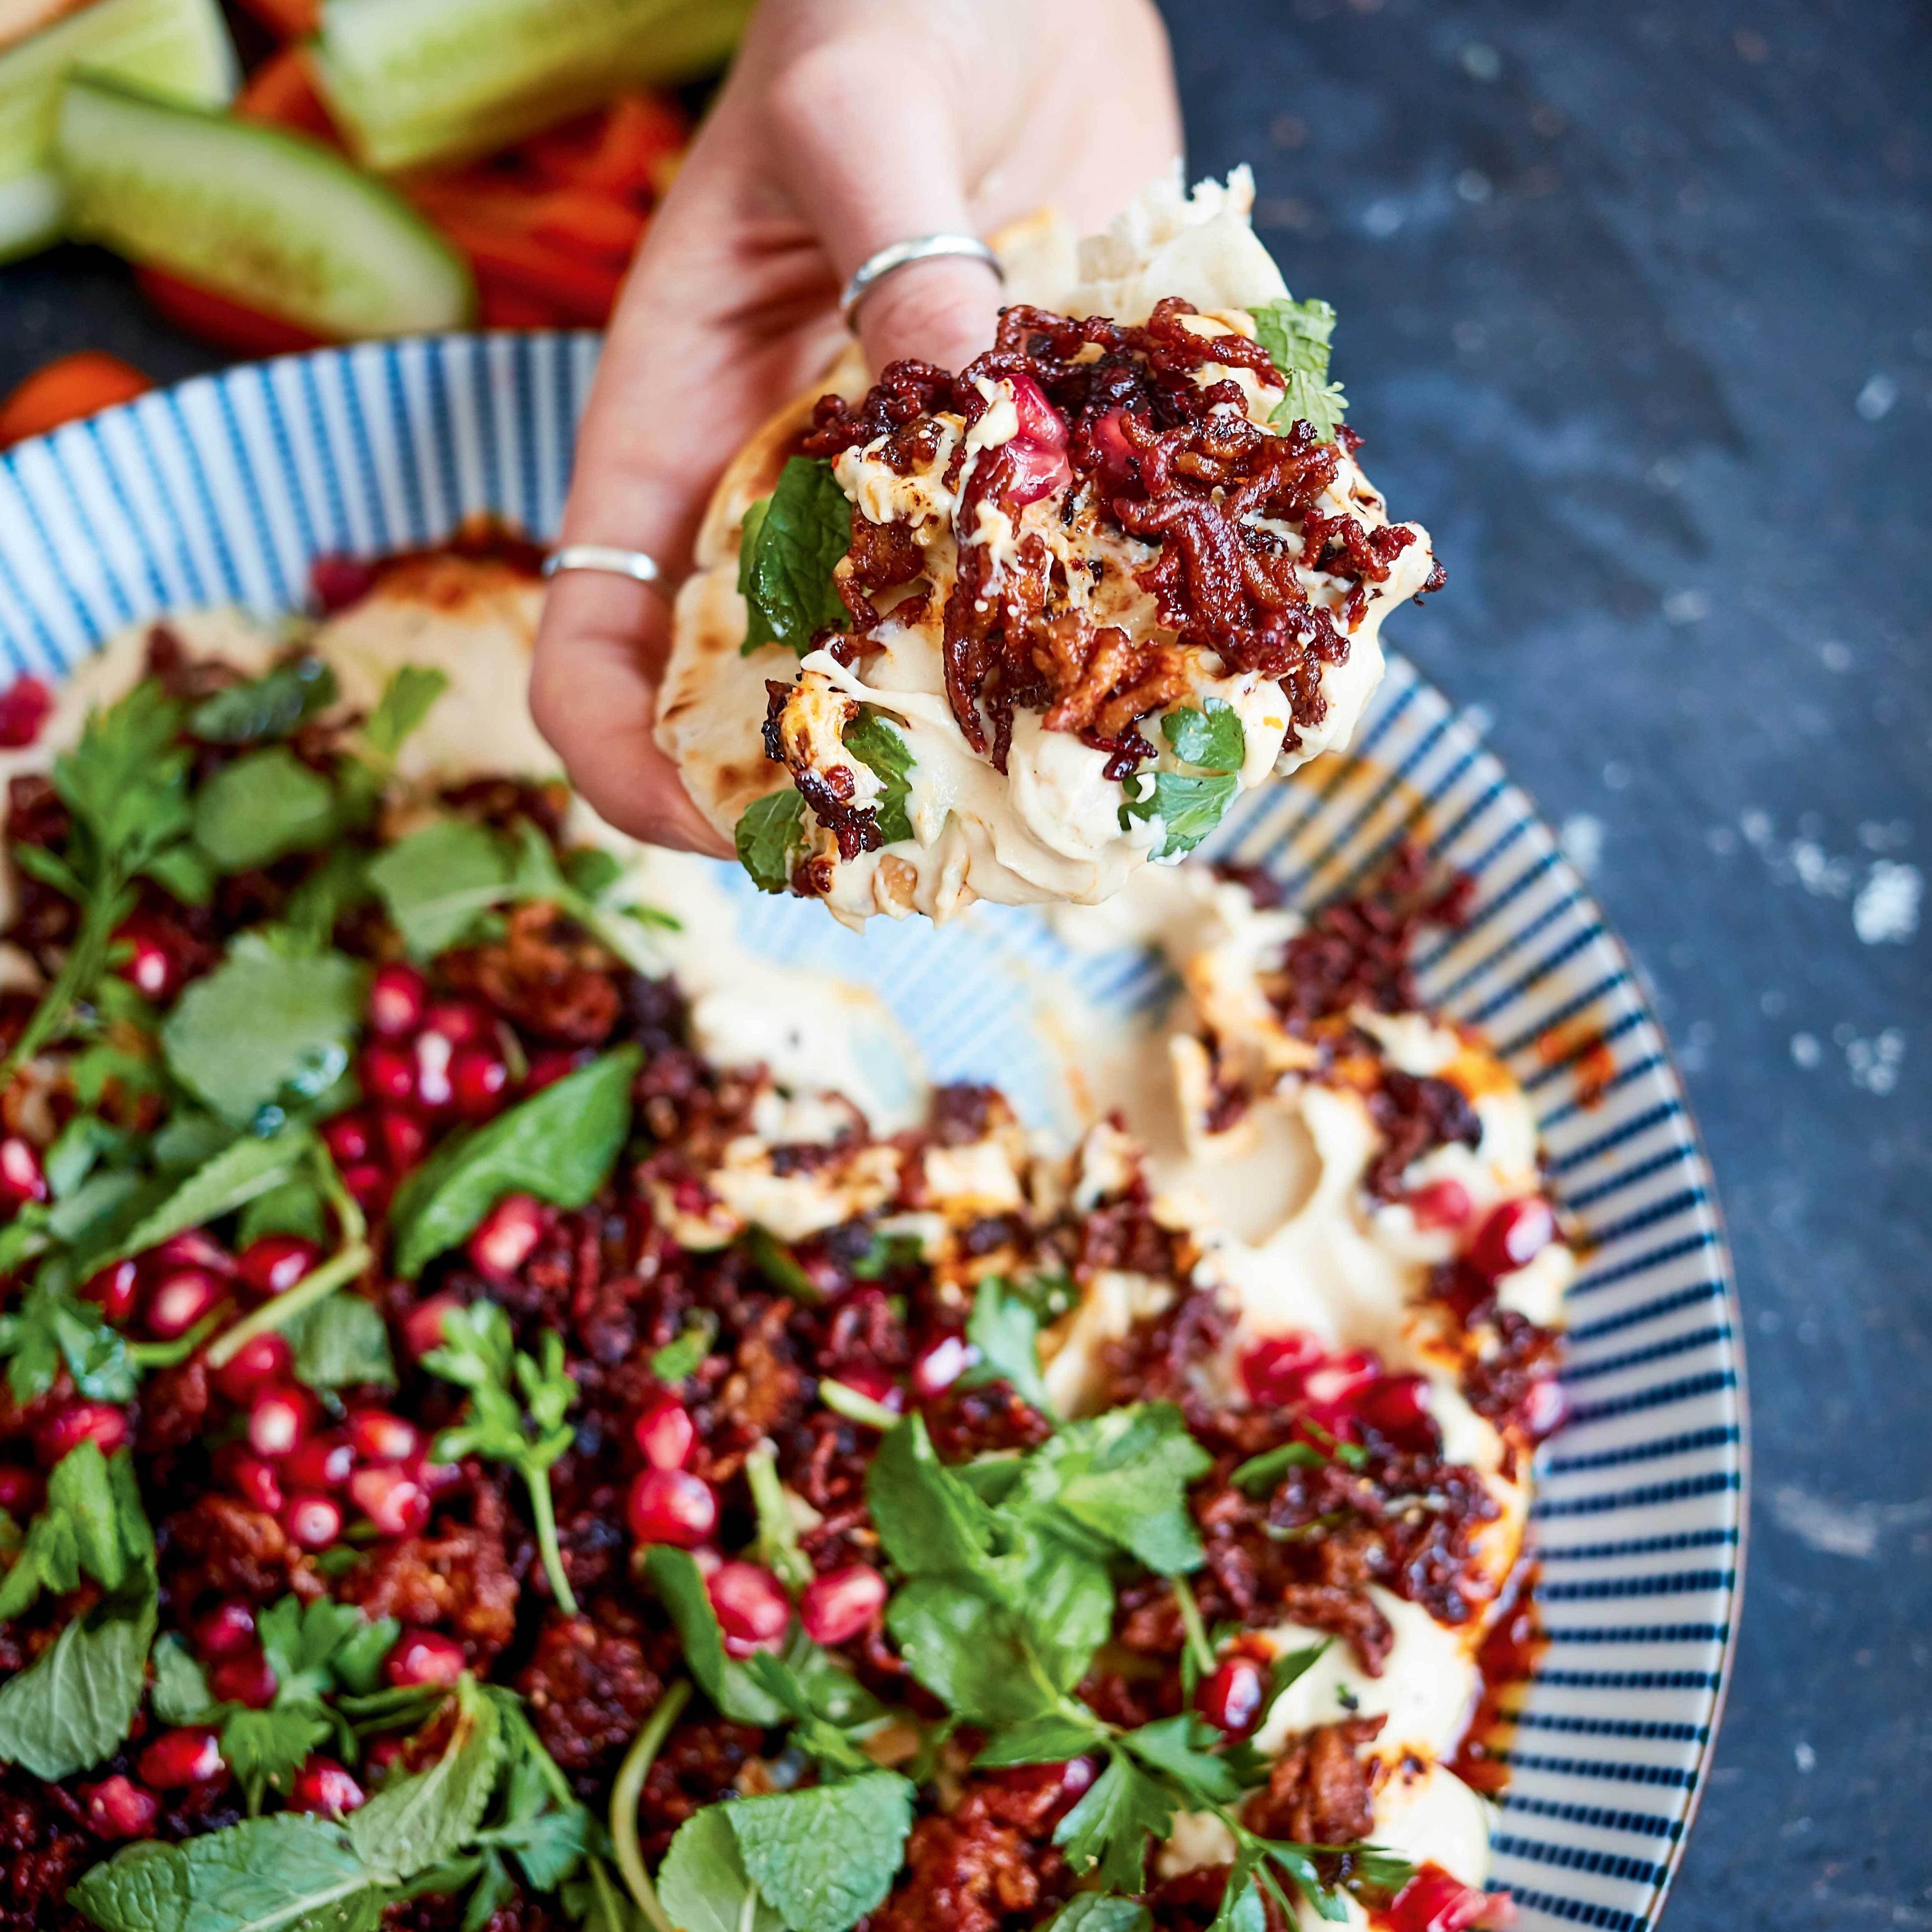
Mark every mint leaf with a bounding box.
[959,1277,1054,1418]
[390,1045,640,1276]
[739,457,852,655]
[1053,1752,1175,1892]
[150,1633,214,1725]
[737,789,807,894]
[1046,1898,1155,1932]
[237,1172,329,1247]
[1160,700,1245,774]
[193,747,342,872]
[726,1772,915,1932]
[842,710,915,844]
[643,1546,788,1727]
[349,1676,503,1875]
[659,1805,785,1932]
[865,1416,1003,1583]
[1247,297,1347,441]
[365,817,508,960]
[362,665,449,763]
[1118,771,1239,860]
[284,1292,396,1391]
[89,1129,314,1273]
[0,1281,134,1405]
[650,1310,717,1382]
[162,940,365,1125]
[190,656,337,744]
[0,1586,155,1780]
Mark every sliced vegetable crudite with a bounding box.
[0,0,235,261]
[311,0,753,172]
[52,72,474,338]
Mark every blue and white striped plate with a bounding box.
[0,333,1743,1932]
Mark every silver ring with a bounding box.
[839,233,1004,329]
[542,544,665,590]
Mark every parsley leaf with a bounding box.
[426,1303,580,1614]
[192,747,342,872]
[971,1712,1111,1769]
[1054,1750,1176,1892]
[1247,297,1348,441]
[1160,699,1246,774]
[1118,772,1240,860]
[150,1632,214,1725]
[842,709,915,843]
[190,655,337,743]
[161,939,365,1125]
[737,788,807,893]
[959,1276,1055,1418]
[726,1773,916,1932]
[739,457,853,655]
[1027,1403,1213,1575]
[0,1441,150,1621]
[0,1280,134,1405]
[389,1045,640,1277]
[650,1310,717,1382]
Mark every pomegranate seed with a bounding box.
[378,1108,428,1173]
[1300,1349,1379,1411]
[215,1331,294,1402]
[282,1493,343,1551]
[284,1433,355,1491]
[237,1235,317,1298]
[1196,1654,1265,1735]
[152,1230,234,1276]
[401,1294,460,1360]
[321,1110,375,1166]
[525,1049,586,1091]
[911,1333,971,1399]
[706,1560,791,1657]
[310,553,378,613]
[82,1775,157,1840]
[1090,405,1142,497]
[1521,1377,1568,1441]
[195,1601,257,1660]
[348,1409,420,1465]
[289,1756,365,1817]
[449,1046,510,1120]
[0,675,52,749]
[350,1465,431,1537]
[416,1457,462,1495]
[385,1630,465,1688]
[0,1136,47,1205]
[114,917,180,1001]
[364,1735,406,1775]
[1239,1332,1326,1406]
[80,1258,140,1324]
[1007,373,1069,450]
[359,1042,416,1107]
[423,1000,490,1046]
[366,962,428,1037]
[633,1398,695,1471]
[144,1268,221,1340]
[1385,1866,1516,1932]
[214,1445,284,1514]
[0,1466,42,1513]
[247,1386,314,1460]
[413,1031,455,1112]
[1406,1178,1474,1232]
[987,1755,1097,1825]
[341,1164,392,1216]
[37,1403,129,1463]
[799,1565,887,1647]
[626,1468,717,1547]
[466,1193,547,1281]
[138,1727,223,1788]
[207,1648,276,1708]
[1356,1375,1435,1452]
[1469,1198,1557,1279]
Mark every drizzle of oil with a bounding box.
[1445,1559,1548,1799]
[1537,1020,1617,1111]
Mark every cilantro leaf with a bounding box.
[739,457,853,655]
[842,709,915,844]
[0,1585,156,1780]
[1118,770,1240,860]
[659,1805,785,1932]
[190,656,337,743]
[1247,297,1348,441]
[161,940,365,1125]
[959,1276,1055,1418]
[425,1304,581,1614]
[220,1704,333,1813]
[259,1596,370,1705]
[726,1773,916,1932]
[737,788,807,893]
[362,664,449,763]
[650,1310,717,1382]
[389,1045,640,1277]
[1053,1751,1175,1892]
[1160,699,1246,774]
[192,747,342,871]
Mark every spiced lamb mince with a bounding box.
[659,172,1440,925]
[0,554,1555,1932]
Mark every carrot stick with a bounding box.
[136,268,330,357]
[411,208,626,323]
[408,179,646,261]
[236,47,339,141]
[0,353,151,448]
[521,93,685,195]
[230,0,319,40]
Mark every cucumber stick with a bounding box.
[313,0,751,173]
[0,0,235,262]
[54,75,475,338]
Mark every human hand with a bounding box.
[529,0,1182,851]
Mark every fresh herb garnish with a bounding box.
[190,655,338,743]
[192,745,344,871]
[737,788,808,893]
[1247,296,1348,441]
[0,1440,150,1621]
[738,457,852,656]
[842,709,915,843]
[1119,701,1247,860]
[650,1310,717,1382]
[426,1303,580,1615]
[746,1440,812,1595]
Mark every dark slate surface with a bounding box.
[2,2,1928,1924]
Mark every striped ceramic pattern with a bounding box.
[0,334,1743,1932]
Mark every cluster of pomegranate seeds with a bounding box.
[1382,1866,1517,1931]
[799,1565,887,1647]
[1196,1652,1267,1735]
[0,675,52,749]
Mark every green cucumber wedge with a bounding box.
[313,0,752,173]
[53,74,475,339]
[0,0,235,263]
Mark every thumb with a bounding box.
[766,37,1004,375]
